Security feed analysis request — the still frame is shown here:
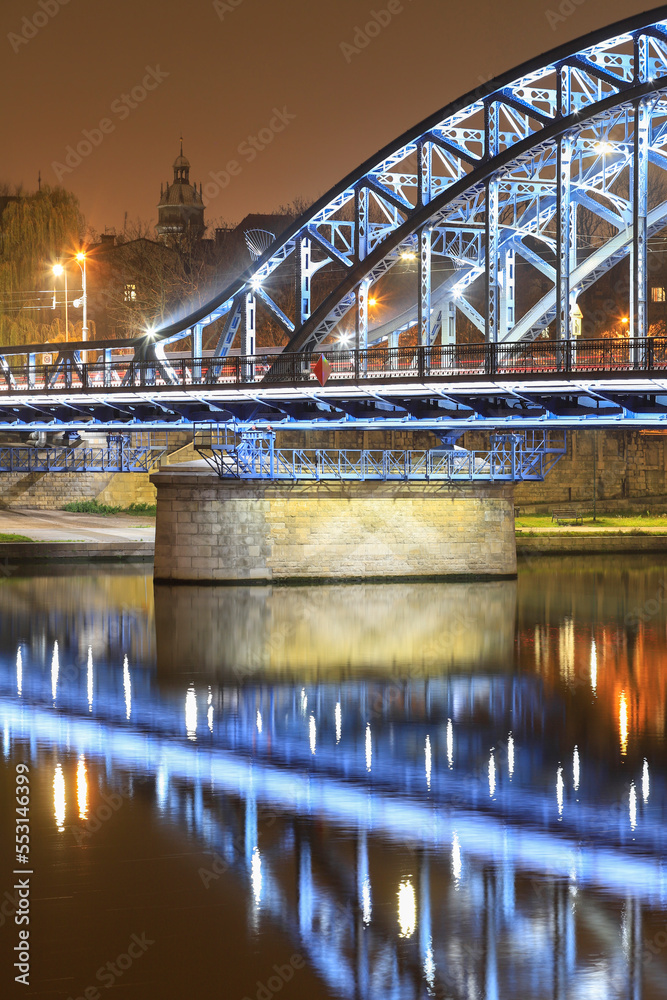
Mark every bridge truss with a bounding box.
[141,5,667,362]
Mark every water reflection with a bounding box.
[0,560,666,998]
[77,755,88,820]
[154,579,517,676]
[53,762,65,832]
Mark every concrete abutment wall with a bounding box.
[151,467,517,583]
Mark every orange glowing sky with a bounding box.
[3,0,661,237]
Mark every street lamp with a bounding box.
[75,252,88,343]
[52,263,68,342]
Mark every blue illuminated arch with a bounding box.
[149,6,667,366]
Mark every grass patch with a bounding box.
[0,533,33,542]
[61,499,157,516]
[516,513,667,529]
[126,502,157,515]
[517,528,658,538]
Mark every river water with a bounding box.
[0,555,666,999]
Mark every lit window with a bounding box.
[651,286,665,302]
[124,283,137,304]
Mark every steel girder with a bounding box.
[132,8,667,361]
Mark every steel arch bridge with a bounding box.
[7,9,667,439]
[146,5,667,361]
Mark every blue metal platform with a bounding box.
[195,428,567,482]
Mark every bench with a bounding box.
[551,507,584,525]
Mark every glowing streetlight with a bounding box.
[75,251,88,345]
[52,262,68,341]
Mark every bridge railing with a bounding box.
[1,337,666,392]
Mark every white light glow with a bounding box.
[590,639,597,694]
[452,831,462,883]
[446,718,453,769]
[335,702,342,743]
[557,765,564,818]
[207,687,213,733]
[573,746,580,792]
[16,648,22,698]
[185,685,197,740]
[425,735,432,790]
[300,688,307,715]
[397,878,416,938]
[630,781,637,831]
[251,846,262,905]
[309,714,316,755]
[424,943,436,991]
[87,646,93,712]
[156,764,168,812]
[256,710,262,734]
[361,875,372,925]
[365,723,372,772]
[643,759,650,803]
[77,755,88,820]
[51,640,59,702]
[508,734,515,779]
[54,763,65,831]
[123,655,131,721]
[488,750,496,798]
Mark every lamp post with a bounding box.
[75,252,88,343]
[75,251,89,362]
[52,263,68,342]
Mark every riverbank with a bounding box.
[516,534,667,556]
[0,508,155,562]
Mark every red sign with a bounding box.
[313,354,332,386]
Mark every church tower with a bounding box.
[157,139,205,244]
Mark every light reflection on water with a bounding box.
[0,558,666,998]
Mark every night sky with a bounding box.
[1,0,660,237]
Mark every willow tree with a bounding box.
[0,186,85,345]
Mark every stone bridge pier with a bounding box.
[151,465,517,583]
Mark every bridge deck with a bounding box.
[2,338,667,428]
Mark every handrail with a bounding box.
[0,337,661,395]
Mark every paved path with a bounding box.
[0,508,156,543]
